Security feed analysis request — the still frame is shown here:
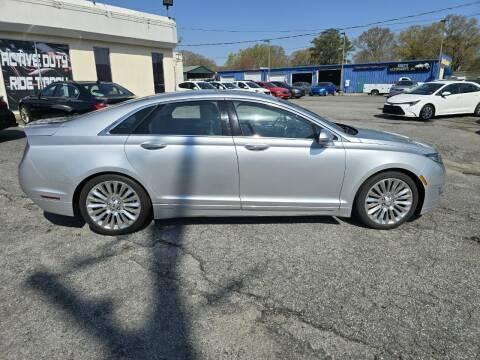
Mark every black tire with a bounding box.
[79,174,152,235]
[474,103,480,117]
[19,105,32,125]
[354,171,419,230]
[370,89,380,96]
[419,104,435,121]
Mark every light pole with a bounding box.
[265,39,271,81]
[340,32,346,95]
[438,19,447,79]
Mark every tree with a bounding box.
[354,27,396,63]
[309,29,353,65]
[181,50,217,71]
[395,15,480,71]
[289,49,311,66]
[225,44,289,70]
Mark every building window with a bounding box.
[93,47,112,82]
[152,53,165,93]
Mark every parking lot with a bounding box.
[1,95,479,359]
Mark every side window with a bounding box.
[178,83,190,89]
[135,101,223,136]
[234,102,317,139]
[237,82,247,89]
[40,84,57,97]
[441,84,459,95]
[54,84,80,98]
[109,106,155,135]
[459,83,479,93]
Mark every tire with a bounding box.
[474,103,480,117]
[354,171,419,230]
[19,106,32,125]
[419,104,435,121]
[79,174,152,235]
[370,89,380,96]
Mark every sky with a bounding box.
[99,0,480,65]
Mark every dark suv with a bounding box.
[19,81,135,124]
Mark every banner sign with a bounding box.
[387,62,431,73]
[0,39,72,110]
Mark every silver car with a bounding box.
[388,80,419,97]
[19,91,445,235]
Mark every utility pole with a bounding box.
[340,32,346,95]
[438,19,447,79]
[265,39,271,81]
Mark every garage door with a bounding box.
[269,74,287,82]
[244,72,262,81]
[220,76,235,82]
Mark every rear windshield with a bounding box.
[82,83,133,97]
[246,81,261,88]
[198,82,215,89]
[396,80,416,86]
[409,83,443,95]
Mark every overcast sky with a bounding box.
[98,0,480,65]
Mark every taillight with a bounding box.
[94,102,106,110]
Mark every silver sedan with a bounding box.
[19,91,445,235]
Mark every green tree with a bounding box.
[310,29,353,65]
[181,50,217,71]
[354,27,396,63]
[225,44,289,70]
[289,49,311,66]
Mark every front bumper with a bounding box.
[382,103,419,118]
[419,161,446,215]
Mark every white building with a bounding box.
[0,0,183,110]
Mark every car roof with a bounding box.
[428,80,477,85]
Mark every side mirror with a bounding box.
[441,91,451,97]
[317,129,335,146]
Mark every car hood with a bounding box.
[354,127,435,153]
[387,93,427,103]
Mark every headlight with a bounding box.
[425,153,443,164]
[390,100,421,106]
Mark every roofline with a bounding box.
[217,59,439,74]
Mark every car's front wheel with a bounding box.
[354,171,419,230]
[419,104,435,121]
[79,174,152,235]
[19,106,32,125]
[474,103,480,117]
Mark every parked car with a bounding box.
[383,80,480,121]
[217,82,239,90]
[233,81,271,95]
[177,81,216,91]
[270,81,304,98]
[19,81,135,124]
[293,82,312,93]
[388,80,419,97]
[255,81,291,99]
[0,96,17,131]
[310,82,337,96]
[20,90,445,235]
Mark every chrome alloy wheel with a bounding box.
[86,181,141,230]
[364,178,413,225]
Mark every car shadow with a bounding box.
[0,128,25,143]
[373,114,426,122]
[44,212,86,228]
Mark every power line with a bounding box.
[178,0,480,46]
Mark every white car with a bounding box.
[383,80,480,121]
[177,81,215,92]
[233,80,271,95]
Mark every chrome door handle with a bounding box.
[245,144,269,151]
[141,142,167,150]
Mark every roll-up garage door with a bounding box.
[244,72,262,81]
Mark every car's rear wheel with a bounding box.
[370,89,380,96]
[419,104,435,121]
[474,103,480,117]
[354,171,419,230]
[79,174,152,235]
[19,106,32,125]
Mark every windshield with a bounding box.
[198,82,215,89]
[82,83,133,97]
[283,100,346,134]
[396,80,415,86]
[223,83,237,89]
[318,82,331,87]
[246,81,261,88]
[409,83,443,95]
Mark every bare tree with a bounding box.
[354,27,396,63]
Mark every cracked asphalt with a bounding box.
[1,95,480,359]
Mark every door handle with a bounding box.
[245,144,269,151]
[141,142,167,150]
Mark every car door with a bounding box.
[458,83,480,113]
[51,83,81,117]
[228,100,346,211]
[124,100,240,216]
[435,83,461,115]
[29,83,57,118]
